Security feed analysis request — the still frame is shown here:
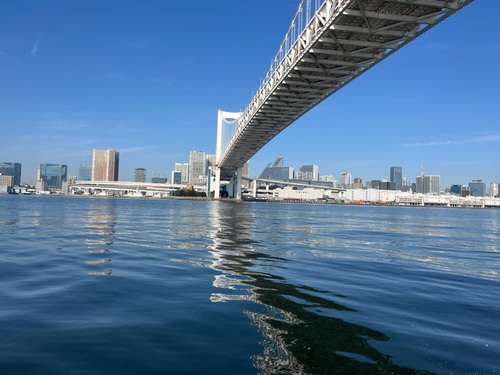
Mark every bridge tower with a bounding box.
[212,110,243,199]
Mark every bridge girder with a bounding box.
[218,0,474,171]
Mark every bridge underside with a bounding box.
[218,0,472,172]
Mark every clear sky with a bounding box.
[0,0,498,188]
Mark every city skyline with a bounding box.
[0,1,498,188]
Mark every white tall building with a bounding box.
[490,182,499,197]
[175,163,189,184]
[319,175,334,182]
[339,171,352,187]
[189,151,206,184]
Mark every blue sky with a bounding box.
[0,0,498,188]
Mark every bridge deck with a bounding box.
[218,0,473,172]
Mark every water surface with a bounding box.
[0,195,499,374]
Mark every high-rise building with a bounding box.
[134,168,146,183]
[175,163,190,184]
[92,149,119,181]
[469,180,486,197]
[39,163,68,189]
[189,151,206,184]
[205,154,216,176]
[171,171,181,184]
[300,165,319,181]
[490,182,499,197]
[295,171,313,180]
[451,184,473,197]
[282,167,294,181]
[259,157,283,181]
[0,162,21,186]
[390,166,402,191]
[339,171,352,188]
[352,178,363,189]
[0,175,14,187]
[416,175,440,194]
[319,175,334,182]
[79,164,92,181]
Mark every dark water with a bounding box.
[0,195,499,374]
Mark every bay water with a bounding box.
[0,195,499,374]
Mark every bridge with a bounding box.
[211,0,474,199]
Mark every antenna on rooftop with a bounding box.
[420,163,423,177]
[83,154,87,165]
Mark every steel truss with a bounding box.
[217,0,474,171]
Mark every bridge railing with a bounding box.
[220,0,349,166]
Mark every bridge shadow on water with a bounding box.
[207,201,431,375]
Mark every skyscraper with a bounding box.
[282,167,294,180]
[300,165,319,181]
[39,163,67,189]
[92,149,119,181]
[416,175,440,194]
[353,178,363,189]
[339,171,352,188]
[171,171,181,184]
[175,163,190,184]
[0,162,22,186]
[78,164,92,181]
[490,182,499,197]
[189,151,206,184]
[259,157,283,181]
[469,180,486,197]
[390,166,402,190]
[134,168,146,183]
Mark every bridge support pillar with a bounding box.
[252,180,257,198]
[214,167,221,199]
[236,168,242,200]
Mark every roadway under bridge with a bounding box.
[212,0,474,199]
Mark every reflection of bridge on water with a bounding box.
[204,201,428,374]
[210,0,474,199]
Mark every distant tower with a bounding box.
[92,149,119,181]
[134,168,146,183]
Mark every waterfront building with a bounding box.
[259,156,283,181]
[490,182,499,197]
[78,164,92,181]
[469,180,486,197]
[134,168,146,183]
[352,178,363,189]
[92,149,119,181]
[39,163,67,189]
[0,162,21,186]
[300,165,319,181]
[68,175,77,184]
[171,171,181,184]
[0,174,14,187]
[189,151,206,184]
[282,167,294,181]
[390,166,402,191]
[339,171,352,188]
[175,163,190,184]
[416,175,441,195]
